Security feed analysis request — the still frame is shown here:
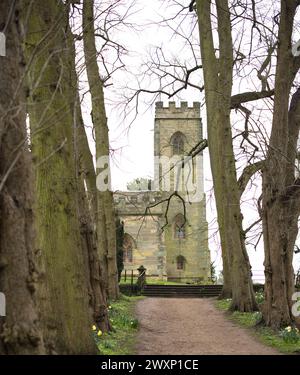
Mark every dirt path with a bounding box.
[135,298,280,355]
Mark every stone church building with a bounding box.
[114,101,211,282]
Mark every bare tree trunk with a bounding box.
[219,234,232,299]
[24,0,97,353]
[77,174,110,332]
[0,0,45,354]
[262,0,300,329]
[82,0,119,300]
[196,0,257,311]
[69,34,110,331]
[75,98,109,297]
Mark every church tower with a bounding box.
[154,101,211,282]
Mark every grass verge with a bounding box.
[95,294,143,355]
[215,298,300,354]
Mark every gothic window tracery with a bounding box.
[170,131,185,155]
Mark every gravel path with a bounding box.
[135,297,280,355]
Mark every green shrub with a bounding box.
[92,295,143,355]
[280,326,300,344]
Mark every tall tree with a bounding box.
[82,0,119,300]
[24,0,97,353]
[74,94,110,331]
[68,18,110,333]
[261,0,300,329]
[196,0,258,311]
[0,0,45,354]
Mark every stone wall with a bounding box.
[114,192,166,277]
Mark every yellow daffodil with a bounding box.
[285,326,292,332]
[97,330,102,336]
[92,325,97,331]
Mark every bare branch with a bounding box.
[243,218,262,235]
[238,160,264,197]
[231,90,274,109]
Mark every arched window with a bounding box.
[174,213,186,239]
[123,233,135,263]
[170,131,185,155]
[176,255,186,270]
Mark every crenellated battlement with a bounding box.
[155,101,200,120]
[155,101,200,110]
